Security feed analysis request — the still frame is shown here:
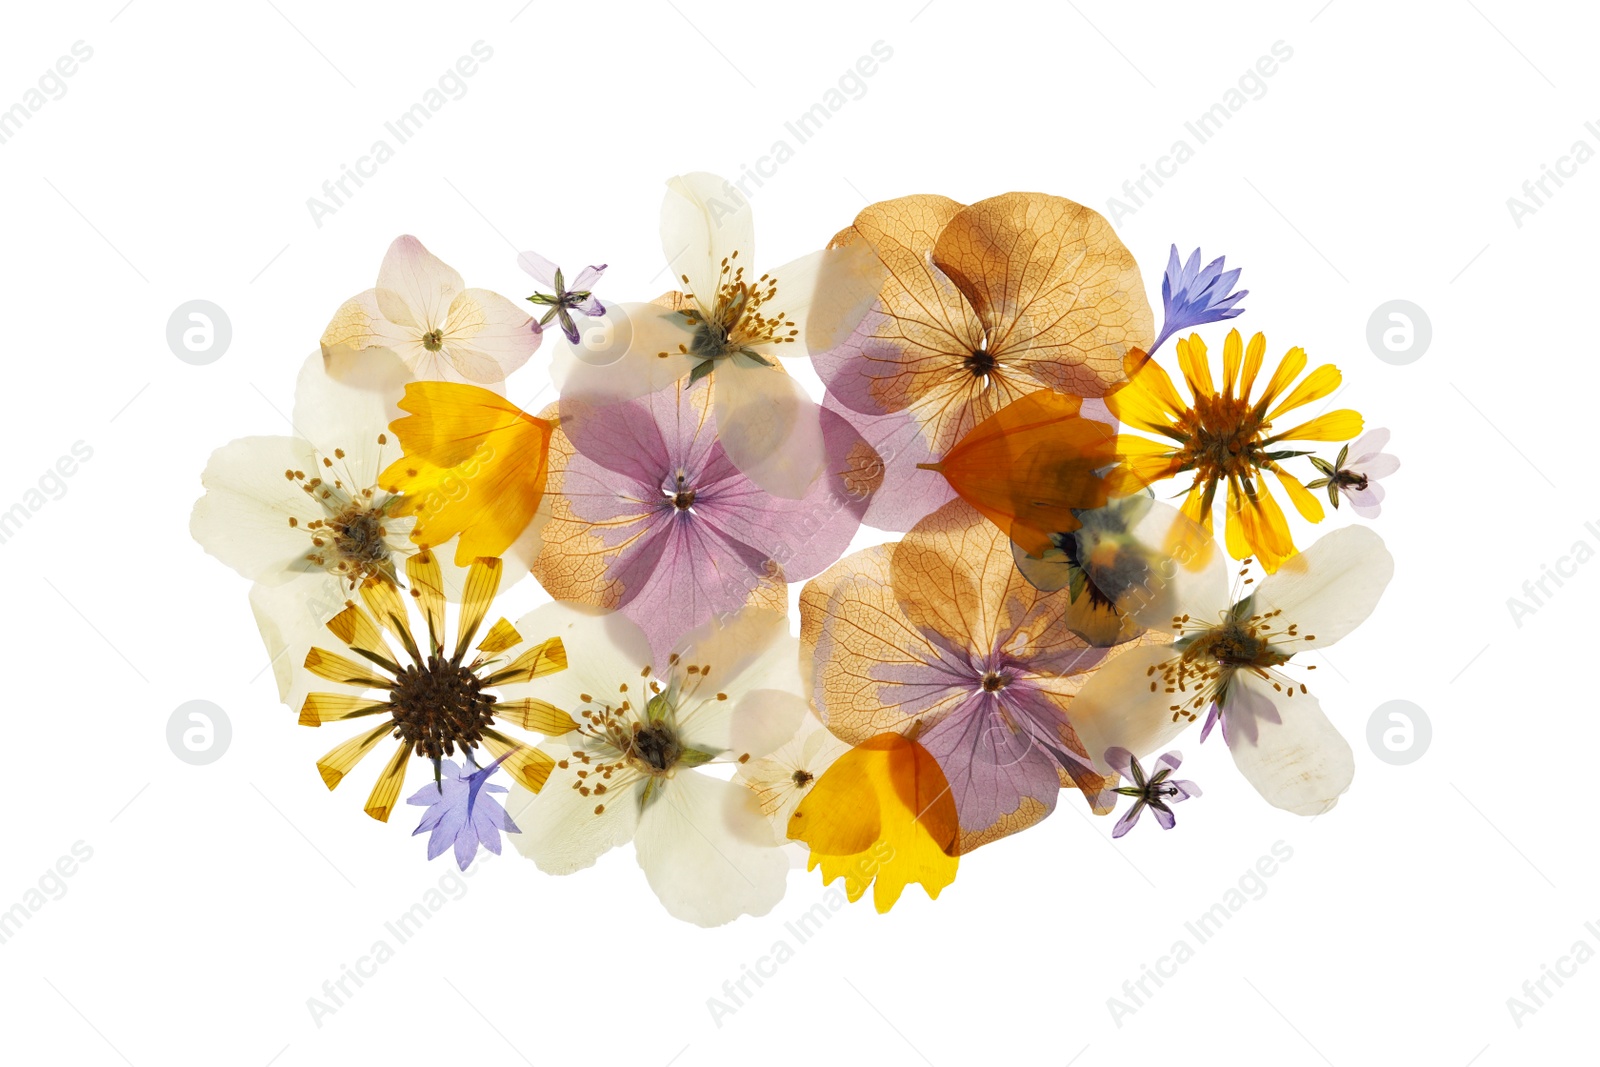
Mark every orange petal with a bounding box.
[935,390,1119,553]
[788,733,960,913]
[930,193,1152,397]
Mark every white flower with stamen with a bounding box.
[321,235,539,386]
[554,172,884,498]
[1069,519,1393,815]
[192,350,439,703]
[736,711,849,846]
[505,601,807,926]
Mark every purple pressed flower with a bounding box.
[519,251,607,344]
[538,378,874,662]
[1151,245,1247,356]
[1106,747,1200,838]
[406,755,520,871]
[1308,428,1399,519]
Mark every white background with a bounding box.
[1,1,1592,1064]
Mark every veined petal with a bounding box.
[1221,328,1243,395]
[635,771,788,926]
[376,235,463,330]
[711,361,825,499]
[661,172,752,316]
[441,288,540,384]
[1225,674,1353,815]
[364,740,414,822]
[1252,525,1394,651]
[1254,345,1307,411]
[506,740,642,874]
[316,722,393,789]
[1175,333,1214,401]
[1238,331,1267,401]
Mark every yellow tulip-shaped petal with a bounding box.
[788,733,960,913]
[380,382,555,566]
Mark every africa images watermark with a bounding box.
[1505,918,1600,1029]
[0,440,94,547]
[0,840,94,947]
[1105,40,1294,225]
[306,41,495,228]
[1106,840,1295,1027]
[1504,517,1600,628]
[0,40,94,147]
[1505,119,1600,229]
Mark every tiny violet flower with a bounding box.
[1307,428,1399,519]
[1150,244,1248,356]
[519,251,607,345]
[1106,747,1200,838]
[407,754,521,871]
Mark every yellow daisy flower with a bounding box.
[1106,329,1362,571]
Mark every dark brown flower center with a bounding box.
[981,670,1010,693]
[792,768,814,787]
[625,721,682,774]
[964,349,998,379]
[331,506,388,567]
[389,656,497,761]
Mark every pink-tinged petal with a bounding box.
[442,288,540,384]
[1111,801,1144,838]
[376,235,463,330]
[517,251,561,288]
[1350,452,1400,480]
[822,393,957,533]
[569,263,607,291]
[613,515,770,664]
[321,289,418,359]
[1347,427,1389,460]
[1343,481,1385,519]
[557,393,675,486]
[1103,745,1136,781]
[917,693,1063,852]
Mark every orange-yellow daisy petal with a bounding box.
[1274,468,1326,524]
[1274,409,1364,443]
[1238,331,1267,401]
[1267,363,1342,420]
[1175,333,1215,401]
[1255,345,1307,411]
[1222,328,1243,396]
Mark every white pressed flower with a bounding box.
[554,172,883,498]
[192,350,434,703]
[504,601,807,926]
[321,235,539,386]
[1068,512,1394,816]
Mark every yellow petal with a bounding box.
[1268,363,1342,420]
[324,603,397,674]
[1274,409,1364,443]
[788,734,960,913]
[480,636,568,687]
[475,618,523,655]
[299,693,388,727]
[380,382,556,565]
[303,646,392,689]
[1254,346,1307,411]
[480,728,557,792]
[1274,469,1326,523]
[316,722,393,790]
[1175,333,1214,401]
[494,698,579,736]
[1238,332,1267,401]
[453,557,503,659]
[359,576,418,661]
[363,741,414,822]
[1222,328,1243,396]
[406,547,446,655]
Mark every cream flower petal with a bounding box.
[505,741,643,874]
[1251,525,1393,651]
[291,349,410,487]
[375,235,463,329]
[1063,641,1190,773]
[441,287,539,384]
[550,302,694,404]
[660,172,753,315]
[321,290,417,360]
[190,435,321,583]
[711,361,825,499]
[754,244,885,361]
[633,770,788,926]
[1224,674,1353,815]
[249,578,349,706]
[671,607,804,757]
[736,712,848,844]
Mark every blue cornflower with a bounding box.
[1151,245,1247,356]
[407,754,520,870]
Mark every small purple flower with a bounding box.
[406,754,520,870]
[519,251,607,344]
[1151,245,1247,356]
[1308,429,1399,519]
[1106,747,1200,838]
